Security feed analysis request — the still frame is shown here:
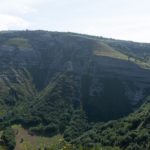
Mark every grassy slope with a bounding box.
[11,123,121,150]
[94,42,128,60]
[94,42,150,69]
[5,38,31,49]
[12,125,63,150]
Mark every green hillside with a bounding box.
[0,31,150,149]
[94,42,128,60]
[72,96,150,150]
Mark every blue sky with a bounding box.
[0,0,150,42]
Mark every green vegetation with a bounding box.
[64,109,89,141]
[0,146,7,150]
[81,76,132,121]
[1,127,16,150]
[102,38,150,69]
[0,31,150,149]
[12,125,63,150]
[94,42,128,60]
[73,97,150,149]
[6,38,31,49]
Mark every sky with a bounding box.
[0,0,150,42]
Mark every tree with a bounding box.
[1,127,16,150]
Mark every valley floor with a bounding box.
[12,125,63,150]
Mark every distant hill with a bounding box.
[0,31,150,149]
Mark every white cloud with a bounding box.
[0,0,39,15]
[80,16,150,42]
[0,14,30,30]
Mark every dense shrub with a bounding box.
[1,127,16,150]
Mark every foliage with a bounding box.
[1,127,16,150]
[64,109,89,141]
[0,31,150,149]
[73,97,150,149]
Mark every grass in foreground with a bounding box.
[12,125,63,150]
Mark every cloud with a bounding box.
[0,0,35,30]
[0,14,30,30]
[79,15,150,42]
[0,0,38,15]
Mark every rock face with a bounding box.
[0,31,150,122]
